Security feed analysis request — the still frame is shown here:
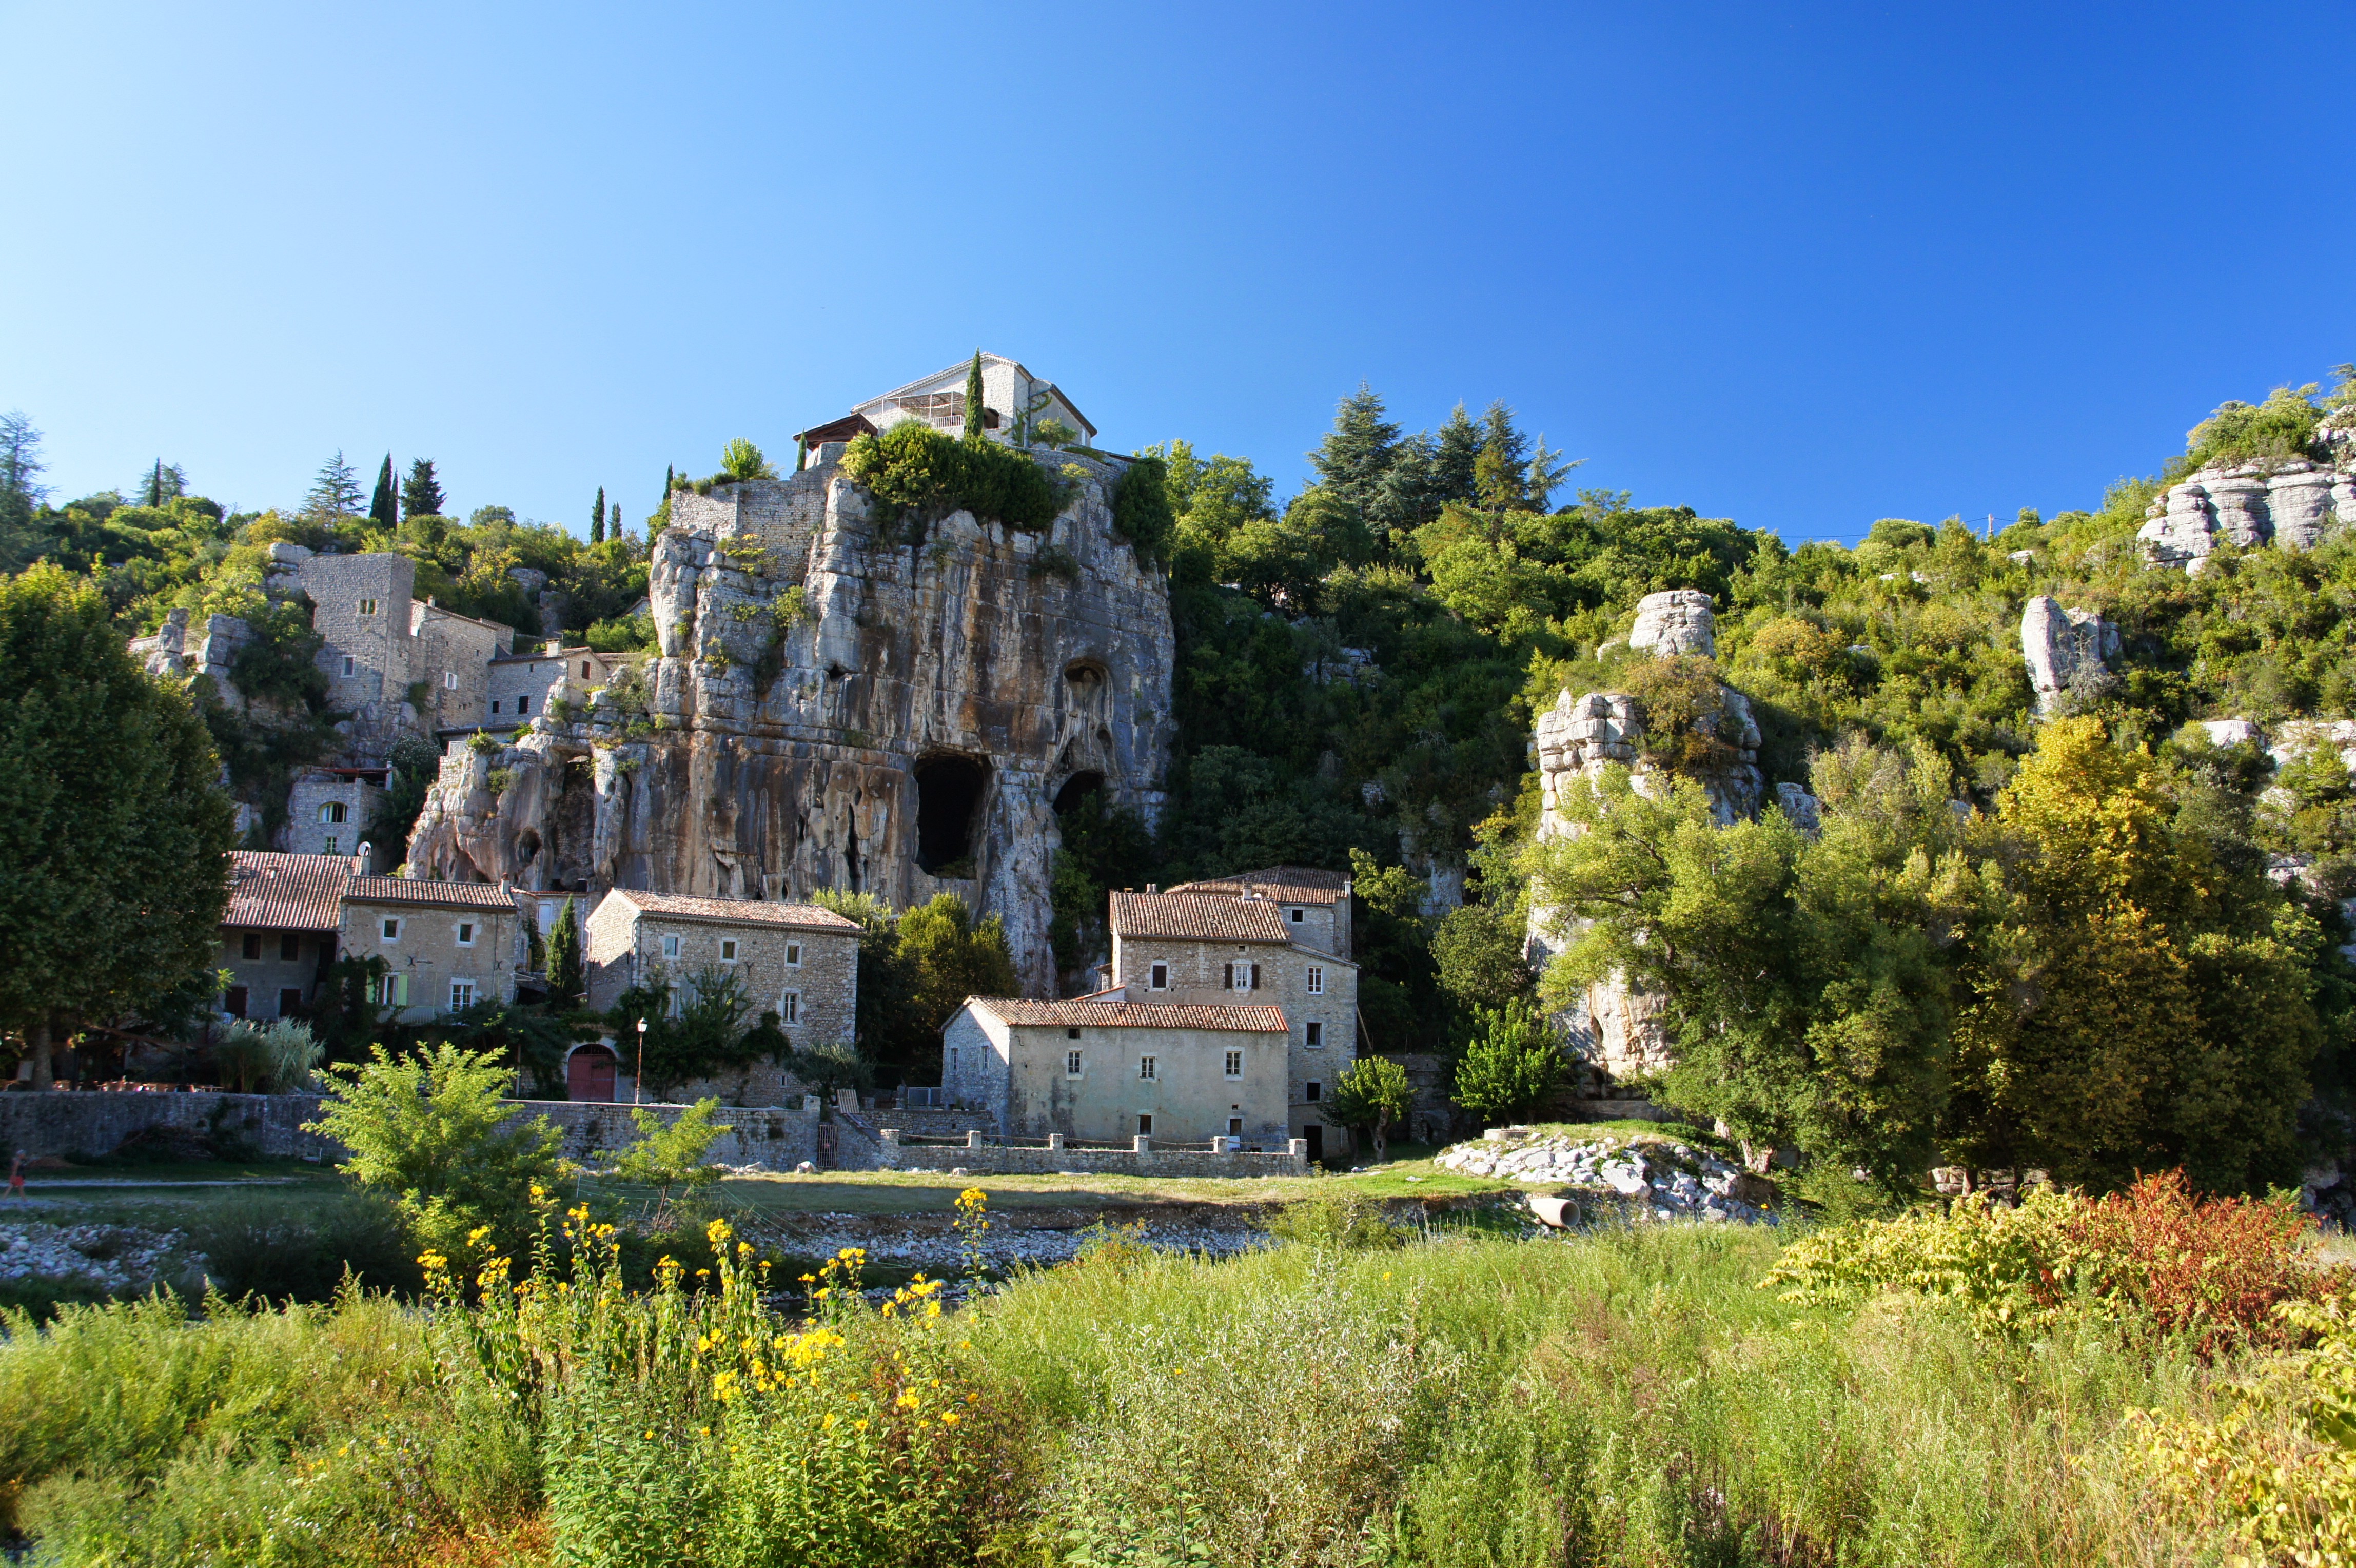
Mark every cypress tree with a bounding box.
[146,460,164,508]
[401,459,445,520]
[963,351,986,440]
[368,454,399,529]
[795,435,808,472]
[545,897,583,1004]
[591,485,606,544]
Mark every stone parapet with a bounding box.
[873,1132,1307,1178]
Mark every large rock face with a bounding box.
[2020,596,2121,715]
[404,446,1174,994]
[2137,458,2356,570]
[1524,592,1780,1083]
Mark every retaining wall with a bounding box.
[0,1091,820,1172]
[877,1131,1307,1178]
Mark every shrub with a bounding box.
[1263,1193,1405,1252]
[189,1191,420,1302]
[1451,1001,1565,1122]
[841,422,1060,535]
[211,1017,321,1093]
[719,439,778,482]
[1109,455,1175,563]
[1763,1170,2326,1354]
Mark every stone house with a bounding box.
[217,852,354,1020]
[413,601,513,733]
[485,643,614,732]
[1162,864,1352,959]
[582,890,861,1047]
[337,877,525,1023]
[1106,887,1361,1160]
[795,353,1097,450]
[941,998,1290,1144]
[282,767,392,864]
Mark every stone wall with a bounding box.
[875,1129,1307,1178]
[0,1090,820,1171]
[401,447,1176,993]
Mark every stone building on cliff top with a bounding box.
[400,359,1174,995]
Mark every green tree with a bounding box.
[0,411,47,505]
[544,896,584,1004]
[1348,849,1440,1052]
[1451,1001,1564,1123]
[140,460,187,507]
[305,1041,566,1259]
[1472,401,1530,511]
[1321,1055,1412,1162]
[1430,897,1535,1022]
[898,893,1018,1063]
[720,439,777,482]
[0,565,237,1085]
[812,889,925,1073]
[368,454,398,530]
[962,351,986,441]
[605,1097,731,1211]
[401,458,444,520]
[1306,383,1401,514]
[304,451,364,518]
[591,485,606,544]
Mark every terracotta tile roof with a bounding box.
[344,876,524,912]
[1165,865,1350,905]
[968,998,1289,1032]
[1110,891,1291,944]
[606,889,861,933]
[224,852,352,932]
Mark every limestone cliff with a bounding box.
[403,445,1174,995]
[2019,596,2121,715]
[2138,456,2356,570]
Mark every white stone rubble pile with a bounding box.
[0,1223,192,1291]
[1436,1131,1775,1224]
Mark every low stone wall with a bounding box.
[877,1131,1307,1179]
[0,1091,820,1172]
[1563,1099,1678,1124]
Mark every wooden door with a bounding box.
[567,1046,617,1102]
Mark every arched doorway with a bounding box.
[566,1043,618,1103]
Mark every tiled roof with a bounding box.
[224,852,352,931]
[606,889,861,933]
[1110,891,1291,944]
[1165,865,1350,905]
[968,998,1289,1032]
[344,876,524,912]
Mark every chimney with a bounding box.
[1145,883,1157,894]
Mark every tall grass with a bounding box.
[0,1213,2256,1566]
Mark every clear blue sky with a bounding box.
[5,2,2351,545]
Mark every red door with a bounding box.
[567,1046,617,1102]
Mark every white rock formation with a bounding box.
[1627,589,1718,658]
[2021,596,2121,715]
[1434,1130,1774,1224]
[2200,718,2265,749]
[1774,781,1822,835]
[2137,459,2356,569]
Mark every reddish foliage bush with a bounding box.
[2063,1170,2325,1356]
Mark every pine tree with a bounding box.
[1472,401,1530,511]
[1308,383,1402,507]
[544,897,584,1004]
[304,452,365,518]
[367,454,398,529]
[1526,437,1580,513]
[146,460,164,507]
[401,459,445,520]
[136,461,188,507]
[0,413,48,505]
[591,485,606,544]
[1427,404,1482,509]
[963,350,987,440]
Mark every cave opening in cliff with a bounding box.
[914,754,989,877]
[1053,771,1105,815]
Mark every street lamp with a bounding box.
[634,1017,647,1106]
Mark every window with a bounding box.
[322,836,338,855]
[341,655,357,677]
[1305,1080,1322,1103]
[517,695,531,715]
[667,989,684,1019]
[1138,1054,1156,1081]
[456,921,476,947]
[320,801,348,825]
[450,979,476,1010]
[241,932,262,961]
[1066,1050,1083,1077]
[581,661,591,679]
[786,943,802,966]
[1306,965,1323,995]
[1137,1113,1153,1135]
[720,939,738,963]
[1306,1020,1324,1048]
[358,598,377,616]
[1288,907,1303,923]
[661,934,680,960]
[778,991,800,1024]
[278,987,303,1015]
[369,973,409,1007]
[280,933,300,962]
[490,700,501,714]
[1224,1049,1242,1079]
[381,917,401,941]
[1149,962,1167,989]
[1229,1115,1244,1134]
[444,670,459,690]
[224,985,248,1017]
[1066,1026,1081,1040]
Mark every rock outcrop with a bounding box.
[403,444,1174,995]
[2020,596,2121,715]
[1525,592,1768,1082]
[1435,1129,1774,1224]
[2137,459,2356,570]
[1627,589,1717,658]
[130,607,251,708]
